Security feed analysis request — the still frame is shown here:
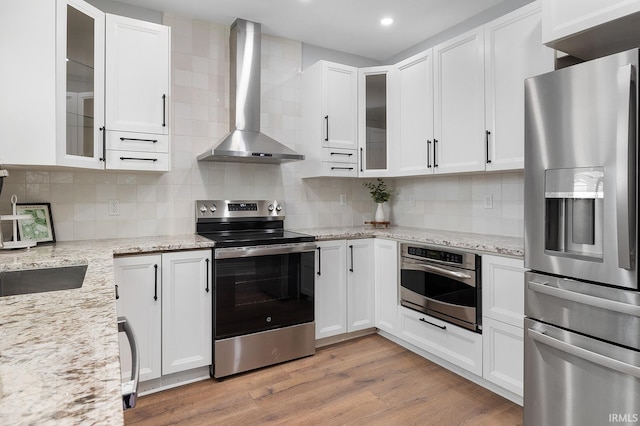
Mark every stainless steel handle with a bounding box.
[118,316,139,409]
[615,63,636,270]
[215,243,318,259]
[349,244,354,272]
[324,115,329,141]
[528,280,640,317]
[403,262,472,280]
[427,140,432,168]
[528,328,640,379]
[420,317,446,330]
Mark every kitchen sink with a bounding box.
[0,264,88,297]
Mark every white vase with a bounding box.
[375,202,386,222]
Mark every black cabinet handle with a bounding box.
[205,258,210,293]
[485,130,491,164]
[427,140,432,168]
[349,245,354,272]
[162,94,167,127]
[317,247,322,276]
[120,137,158,143]
[99,126,106,162]
[153,264,158,301]
[331,167,354,171]
[324,115,329,141]
[360,148,364,172]
[420,317,446,330]
[115,284,119,300]
[120,157,158,162]
[330,152,353,157]
[433,139,438,167]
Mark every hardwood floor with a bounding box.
[125,335,523,425]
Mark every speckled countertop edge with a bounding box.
[0,235,214,426]
[0,228,521,425]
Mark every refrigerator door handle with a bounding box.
[615,63,636,270]
[528,328,640,379]
[528,279,640,317]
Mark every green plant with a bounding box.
[363,178,395,203]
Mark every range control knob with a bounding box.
[199,205,207,214]
[275,204,283,212]
[210,204,217,213]
[268,204,275,212]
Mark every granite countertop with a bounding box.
[0,227,521,425]
[294,226,524,257]
[0,235,214,426]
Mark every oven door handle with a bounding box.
[215,243,318,259]
[402,262,472,280]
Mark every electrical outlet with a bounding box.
[409,195,416,207]
[109,199,120,216]
[339,194,347,206]
[484,195,493,209]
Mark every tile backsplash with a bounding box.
[0,14,524,242]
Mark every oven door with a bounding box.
[400,257,479,331]
[214,243,316,340]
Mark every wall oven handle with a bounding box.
[205,258,210,293]
[118,316,140,409]
[403,262,471,280]
[420,317,446,330]
[349,245,354,272]
[615,63,636,270]
[528,280,640,317]
[317,246,322,276]
[215,243,318,259]
[528,328,640,379]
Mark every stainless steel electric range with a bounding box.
[196,200,316,379]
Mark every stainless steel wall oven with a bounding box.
[400,242,481,333]
[196,200,316,379]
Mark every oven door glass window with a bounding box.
[401,267,476,307]
[215,251,315,339]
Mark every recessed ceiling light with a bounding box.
[380,17,393,26]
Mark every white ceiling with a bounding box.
[113,0,507,61]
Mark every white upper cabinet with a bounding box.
[484,1,554,171]
[358,66,392,177]
[433,26,486,174]
[105,14,169,135]
[541,0,640,59]
[301,61,359,178]
[393,49,434,176]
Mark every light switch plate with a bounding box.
[409,195,416,207]
[340,194,347,206]
[484,195,493,209]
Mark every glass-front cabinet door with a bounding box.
[358,66,392,176]
[57,0,105,169]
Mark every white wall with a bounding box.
[0,13,524,241]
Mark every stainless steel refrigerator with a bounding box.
[524,48,640,425]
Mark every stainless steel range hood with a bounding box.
[198,19,304,164]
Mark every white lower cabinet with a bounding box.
[374,239,399,335]
[481,254,526,398]
[315,239,374,340]
[399,306,483,376]
[114,249,212,383]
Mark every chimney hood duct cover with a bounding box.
[197,19,304,164]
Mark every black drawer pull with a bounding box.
[99,126,106,162]
[205,258,210,293]
[485,130,491,164]
[427,140,432,168]
[153,264,158,301]
[420,317,446,330]
[115,284,119,300]
[331,167,354,171]
[317,247,322,276]
[120,157,158,162]
[330,152,353,156]
[324,115,329,141]
[162,94,167,127]
[120,137,158,143]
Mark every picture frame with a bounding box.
[16,203,56,244]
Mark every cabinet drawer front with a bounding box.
[107,131,169,153]
[400,306,482,375]
[321,147,357,163]
[106,150,169,171]
[322,162,358,177]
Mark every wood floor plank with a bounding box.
[125,335,523,425]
